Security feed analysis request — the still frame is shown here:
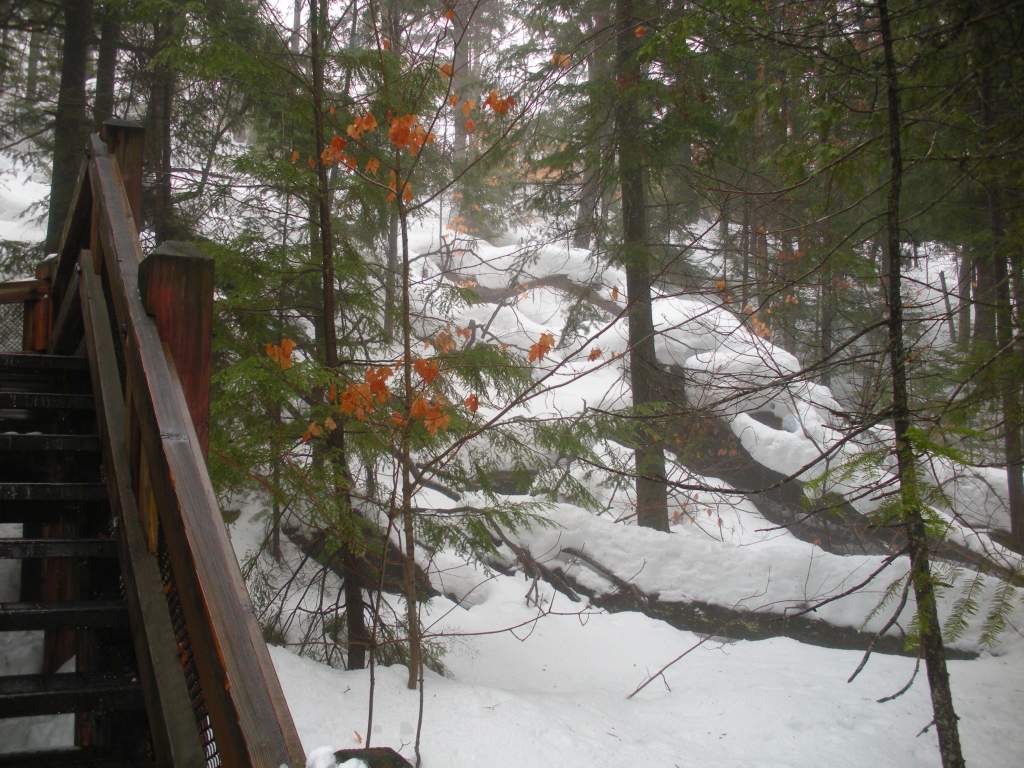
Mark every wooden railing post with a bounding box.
[22,258,55,352]
[138,241,214,455]
[100,119,145,229]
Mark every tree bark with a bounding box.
[615,0,668,532]
[877,3,966,766]
[573,12,612,250]
[93,2,120,127]
[25,25,42,101]
[45,0,93,254]
[956,248,972,353]
[144,17,176,242]
[309,0,368,670]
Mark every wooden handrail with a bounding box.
[48,125,306,766]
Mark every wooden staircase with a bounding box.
[0,352,147,765]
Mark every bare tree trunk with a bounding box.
[384,208,398,341]
[978,54,1024,550]
[878,3,966,766]
[573,12,612,250]
[25,25,42,101]
[956,247,972,352]
[309,0,368,670]
[45,0,93,254]
[398,203,422,689]
[144,17,176,242]
[93,1,119,127]
[616,0,668,532]
[820,248,835,387]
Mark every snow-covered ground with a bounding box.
[236,489,1024,768]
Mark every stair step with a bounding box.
[0,673,143,718]
[0,539,117,559]
[0,354,89,374]
[0,749,153,767]
[0,392,94,411]
[0,600,127,631]
[0,433,100,453]
[0,483,106,502]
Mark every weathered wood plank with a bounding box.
[0,600,127,631]
[49,264,83,354]
[53,157,92,310]
[0,279,48,303]
[88,133,305,768]
[0,538,117,558]
[100,120,144,229]
[139,242,214,454]
[0,673,143,718]
[80,252,207,767]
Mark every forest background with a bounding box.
[1,1,1023,767]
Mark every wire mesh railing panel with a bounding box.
[158,539,222,767]
[0,302,21,351]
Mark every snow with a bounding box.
[271,562,1024,768]
[0,155,47,250]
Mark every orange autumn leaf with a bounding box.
[432,330,456,353]
[389,114,415,148]
[449,94,459,107]
[390,412,405,427]
[461,98,476,118]
[552,52,571,69]
[307,157,316,169]
[328,381,338,403]
[439,62,454,78]
[483,90,514,115]
[424,407,450,435]
[444,8,455,20]
[365,157,381,175]
[464,118,476,134]
[414,357,440,384]
[528,331,556,363]
[465,393,479,413]
[265,338,296,370]
[365,366,393,404]
[402,182,413,203]
[634,25,647,38]
[289,148,300,163]
[323,416,337,431]
[588,347,603,361]
[410,396,429,420]
[302,421,322,442]
[455,325,472,339]
[339,382,375,420]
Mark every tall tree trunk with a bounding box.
[616,0,668,532]
[93,2,120,127]
[398,203,422,690]
[956,248,972,353]
[573,12,612,250]
[820,247,835,387]
[25,25,42,101]
[878,3,966,766]
[978,53,1024,550]
[309,0,368,670]
[145,18,176,242]
[45,0,93,254]
[384,208,398,341]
